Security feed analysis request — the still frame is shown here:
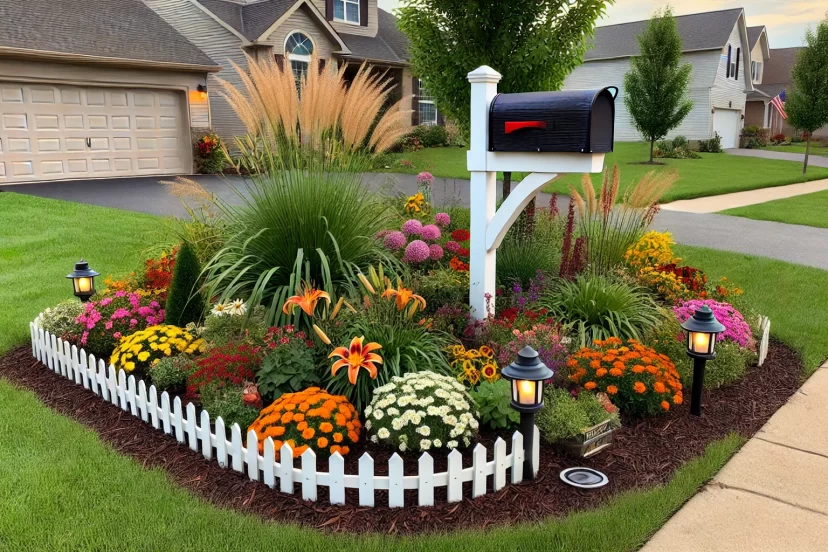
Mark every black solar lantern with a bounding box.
[501,346,554,479]
[66,259,99,302]
[680,305,725,416]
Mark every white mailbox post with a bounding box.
[466,66,609,318]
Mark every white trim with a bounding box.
[0,46,219,73]
[333,0,361,25]
[256,0,351,55]
[29,316,538,508]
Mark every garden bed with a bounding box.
[1,336,801,535]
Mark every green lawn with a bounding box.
[720,189,828,229]
[380,142,828,202]
[762,143,828,157]
[2,192,827,550]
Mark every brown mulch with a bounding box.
[0,339,803,535]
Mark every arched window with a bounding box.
[285,31,314,83]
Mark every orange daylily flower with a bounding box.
[381,279,426,312]
[282,282,331,316]
[329,336,383,385]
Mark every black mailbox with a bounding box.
[489,88,617,153]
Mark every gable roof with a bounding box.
[0,0,218,70]
[197,0,294,41]
[747,26,764,49]
[585,8,743,61]
[762,47,801,84]
[340,9,409,64]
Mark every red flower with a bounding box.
[450,229,470,242]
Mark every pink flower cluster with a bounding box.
[434,212,451,227]
[74,291,165,356]
[672,299,754,349]
[403,240,430,263]
[416,171,434,185]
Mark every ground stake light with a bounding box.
[501,346,553,480]
[680,305,725,416]
[66,259,99,302]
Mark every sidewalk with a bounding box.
[661,178,828,213]
[726,147,828,168]
[643,362,828,552]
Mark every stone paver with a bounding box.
[644,484,828,552]
[727,147,828,168]
[661,178,828,213]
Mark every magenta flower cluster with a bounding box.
[403,240,431,263]
[672,299,754,349]
[434,212,451,227]
[420,224,441,241]
[383,231,407,250]
[401,219,423,236]
[416,171,434,185]
[75,291,165,357]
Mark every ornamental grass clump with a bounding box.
[110,325,204,373]
[365,371,479,452]
[568,337,683,416]
[248,387,361,459]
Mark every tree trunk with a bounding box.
[803,133,811,175]
[649,139,655,163]
[503,171,512,199]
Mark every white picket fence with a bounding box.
[757,315,771,366]
[29,316,537,508]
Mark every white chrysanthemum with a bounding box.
[370,434,379,443]
[364,419,372,430]
[435,388,449,399]
[401,385,414,393]
[463,436,471,447]
[377,427,390,439]
[447,440,458,448]
[387,407,399,416]
[399,442,407,452]
[433,439,442,448]
[364,405,373,416]
[420,439,431,451]
[373,409,384,420]
[210,302,229,317]
[391,418,403,431]
[427,405,440,416]
[228,299,247,316]
[443,415,457,426]
[416,425,431,436]
[469,419,479,430]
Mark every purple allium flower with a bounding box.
[402,219,423,236]
[403,240,430,263]
[434,212,451,227]
[384,231,407,250]
[445,240,461,254]
[428,244,444,260]
[421,224,441,241]
[417,171,434,185]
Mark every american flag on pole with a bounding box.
[770,89,787,120]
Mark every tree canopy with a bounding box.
[623,7,693,162]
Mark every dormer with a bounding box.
[747,25,770,84]
[314,0,378,37]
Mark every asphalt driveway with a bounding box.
[3,173,828,270]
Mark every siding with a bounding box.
[563,51,717,141]
[261,5,337,57]
[749,40,765,84]
[711,22,749,112]
[145,0,249,142]
[310,0,378,37]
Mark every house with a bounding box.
[0,0,220,184]
[143,0,431,145]
[563,8,754,149]
[745,44,828,139]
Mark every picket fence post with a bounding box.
[279,443,294,494]
[161,392,172,435]
[173,397,184,443]
[148,385,160,429]
[493,437,507,491]
[127,375,138,416]
[418,453,434,506]
[388,453,404,508]
[186,402,198,451]
[328,452,345,505]
[263,437,276,488]
[137,380,148,422]
[200,410,212,460]
[246,430,259,481]
[214,417,228,468]
[301,449,318,501]
[230,424,243,472]
[358,453,374,507]
[511,431,525,484]
[446,449,463,503]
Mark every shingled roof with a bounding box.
[340,9,409,64]
[198,0,295,41]
[585,8,743,61]
[747,26,766,49]
[0,0,218,69]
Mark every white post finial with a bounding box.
[467,65,502,84]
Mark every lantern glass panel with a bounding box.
[74,277,94,294]
[516,379,538,406]
[688,330,715,355]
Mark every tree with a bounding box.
[786,17,828,174]
[165,242,205,327]
[398,0,612,197]
[623,7,693,163]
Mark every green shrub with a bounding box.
[542,274,661,344]
[698,132,723,153]
[39,300,85,340]
[365,371,478,452]
[470,379,519,430]
[415,268,470,314]
[149,355,197,392]
[537,387,620,442]
[200,384,260,429]
[200,305,269,347]
[410,125,449,148]
[671,135,688,148]
[165,242,205,327]
[257,329,320,402]
[202,170,394,328]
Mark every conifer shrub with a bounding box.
[165,242,205,327]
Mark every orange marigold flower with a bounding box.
[293,413,305,422]
[661,401,670,411]
[602,355,615,363]
[333,432,343,443]
[319,422,333,433]
[281,412,293,424]
[293,445,309,457]
[317,408,332,419]
[606,385,618,395]
[596,368,608,377]
[633,381,646,394]
[302,427,315,439]
[298,402,310,412]
[347,430,359,442]
[613,361,625,370]
[283,403,296,411]
[584,381,597,390]
[609,368,623,377]
[654,382,666,394]
[632,364,646,374]
[673,394,683,405]
[297,421,308,431]
[590,360,601,369]
[330,445,341,454]
[317,437,329,449]
[340,446,350,455]
[266,426,285,437]
[567,358,579,368]
[335,413,347,426]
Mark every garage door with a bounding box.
[712,109,741,149]
[0,83,190,183]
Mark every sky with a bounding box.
[377,0,826,49]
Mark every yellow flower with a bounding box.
[137,351,150,362]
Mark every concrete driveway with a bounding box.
[4,172,828,270]
[727,148,828,168]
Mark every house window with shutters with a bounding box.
[417,79,438,126]
[334,0,360,24]
[285,32,314,85]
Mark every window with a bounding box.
[734,48,740,80]
[334,0,360,24]
[726,45,732,78]
[751,60,762,82]
[285,32,314,84]
[418,79,438,125]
